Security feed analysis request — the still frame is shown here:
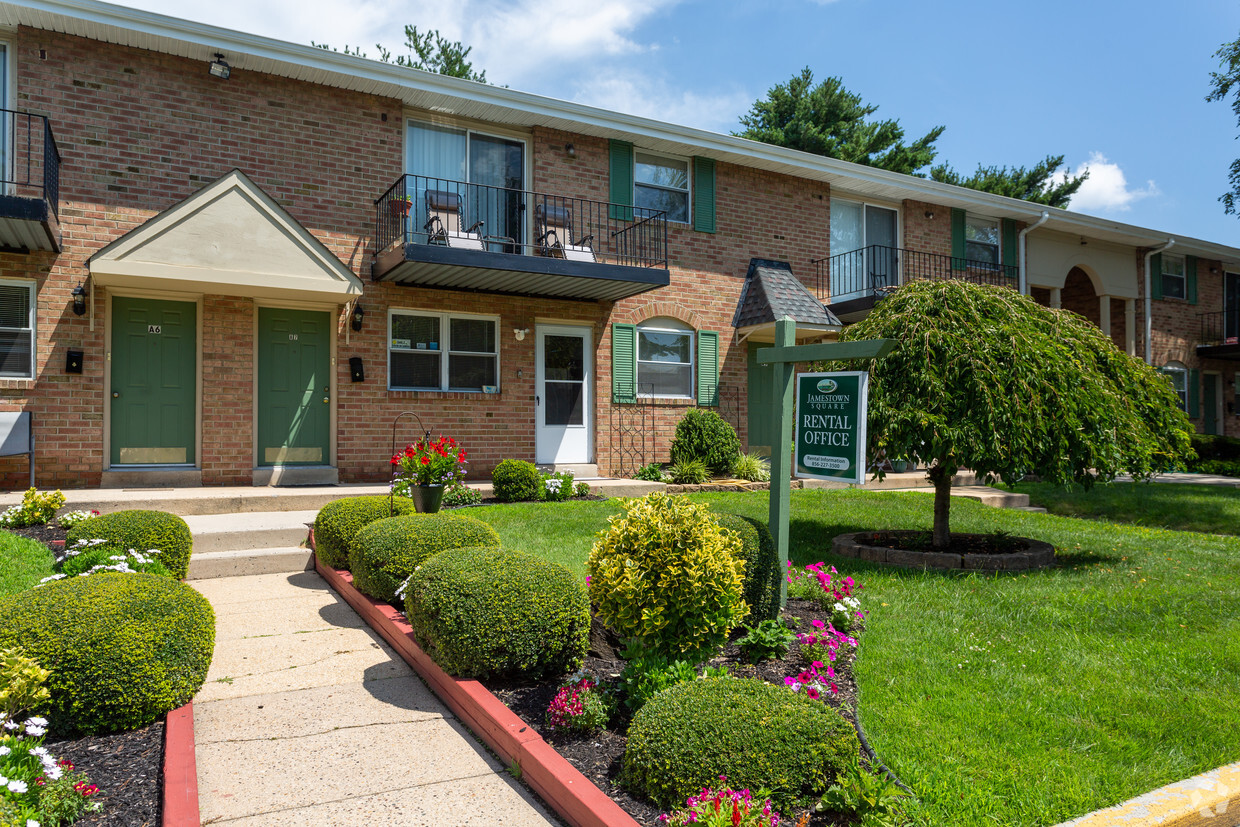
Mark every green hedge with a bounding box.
[0,573,215,735]
[670,409,741,475]
[491,459,544,502]
[66,510,193,580]
[1187,434,1240,476]
[313,496,416,570]
[405,545,589,680]
[350,513,500,604]
[622,676,858,811]
[714,513,780,624]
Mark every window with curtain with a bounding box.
[634,153,690,223]
[0,280,33,379]
[389,309,498,391]
[965,215,1000,265]
[1160,362,1188,412]
[637,317,693,398]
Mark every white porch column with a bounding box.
[1099,294,1112,341]
[1050,287,1062,309]
[1124,299,1136,356]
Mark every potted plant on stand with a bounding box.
[389,194,413,217]
[391,436,468,514]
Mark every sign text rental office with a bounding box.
[795,371,868,485]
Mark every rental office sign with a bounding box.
[794,371,868,485]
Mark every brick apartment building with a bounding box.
[0,0,1234,489]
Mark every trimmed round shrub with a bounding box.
[669,409,741,475]
[491,459,543,502]
[622,677,859,810]
[587,492,746,659]
[405,545,589,679]
[714,513,779,625]
[313,495,416,570]
[350,513,501,604]
[0,573,215,735]
[66,509,193,579]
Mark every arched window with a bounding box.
[1160,362,1188,412]
[637,317,693,398]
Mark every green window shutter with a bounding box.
[950,208,966,270]
[1150,253,1163,301]
[1186,255,1198,304]
[1001,218,1018,269]
[609,140,634,221]
[611,323,637,404]
[1189,368,1201,418]
[693,157,716,234]
[697,330,719,406]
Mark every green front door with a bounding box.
[257,308,331,466]
[1203,374,1219,435]
[110,296,197,465]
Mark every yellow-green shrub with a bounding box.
[587,493,746,658]
[312,496,416,570]
[350,513,500,604]
[0,573,215,735]
[66,510,193,579]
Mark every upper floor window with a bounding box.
[1161,254,1187,300]
[637,317,693,398]
[1160,362,1188,412]
[0,280,34,379]
[964,215,1000,265]
[634,152,690,224]
[388,309,499,392]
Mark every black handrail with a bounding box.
[0,110,60,219]
[812,244,1018,303]
[1198,309,1240,348]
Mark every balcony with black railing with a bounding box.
[0,110,61,253]
[372,174,670,302]
[812,244,1018,317]
[1197,309,1240,359]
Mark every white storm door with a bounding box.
[535,325,592,464]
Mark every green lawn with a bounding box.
[0,529,55,596]
[1010,480,1240,535]
[472,489,1240,827]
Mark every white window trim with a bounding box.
[964,214,1001,265]
[0,278,35,380]
[387,307,501,392]
[636,319,695,400]
[1160,362,1188,412]
[1161,253,1187,300]
[634,150,692,225]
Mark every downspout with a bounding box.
[1143,239,1175,365]
[1018,211,1050,295]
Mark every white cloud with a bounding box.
[1058,152,1159,213]
[570,73,752,134]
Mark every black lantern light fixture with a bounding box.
[350,302,365,332]
[208,53,231,80]
[71,282,86,316]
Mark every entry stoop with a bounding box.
[185,510,318,580]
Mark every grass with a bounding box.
[471,489,1240,827]
[1010,480,1240,535]
[0,529,55,596]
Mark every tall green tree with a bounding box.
[824,280,1193,549]
[1207,32,1240,215]
[313,25,487,83]
[930,155,1086,208]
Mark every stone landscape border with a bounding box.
[162,702,199,827]
[315,559,640,827]
[833,531,1056,571]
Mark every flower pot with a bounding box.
[890,460,914,473]
[389,199,412,217]
[411,484,445,514]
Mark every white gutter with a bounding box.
[1018,211,1049,295]
[1143,239,1175,365]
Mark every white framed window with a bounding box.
[637,317,693,398]
[0,279,34,379]
[964,215,1000,265]
[1160,362,1188,412]
[634,152,691,224]
[388,309,499,392]
[1161,254,1187,300]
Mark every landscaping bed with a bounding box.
[48,720,164,827]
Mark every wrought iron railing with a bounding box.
[812,244,1018,304]
[1199,309,1240,348]
[375,174,668,270]
[0,110,60,219]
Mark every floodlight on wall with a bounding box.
[71,282,86,316]
[514,327,529,341]
[565,143,576,157]
[208,53,231,79]
[350,302,365,332]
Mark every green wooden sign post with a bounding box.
[756,317,896,606]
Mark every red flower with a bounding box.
[420,456,430,465]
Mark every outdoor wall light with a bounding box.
[565,143,576,157]
[350,302,365,332]
[71,283,86,316]
[923,210,934,219]
[208,53,231,79]
[514,327,529,341]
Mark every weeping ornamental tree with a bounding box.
[828,280,1194,549]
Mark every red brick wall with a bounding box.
[901,200,952,258]
[1061,267,1100,327]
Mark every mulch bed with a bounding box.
[10,520,68,548]
[486,598,860,826]
[859,529,1030,555]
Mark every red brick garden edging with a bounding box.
[162,702,199,827]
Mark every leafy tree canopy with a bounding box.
[1207,32,1240,215]
[930,155,1085,209]
[822,280,1193,548]
[314,25,486,83]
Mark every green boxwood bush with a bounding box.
[1187,433,1240,476]
[0,573,215,735]
[350,513,501,604]
[65,510,193,580]
[313,495,416,570]
[713,513,779,625]
[405,545,589,680]
[670,409,741,475]
[491,459,544,502]
[622,677,858,811]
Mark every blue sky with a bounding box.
[115,0,1240,245]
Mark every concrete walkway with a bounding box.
[191,571,558,826]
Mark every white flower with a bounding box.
[7,779,27,794]
[0,746,9,756]
[3,720,17,730]
[27,819,40,827]
[45,766,62,781]
[23,724,45,736]
[27,717,47,727]
[0,774,8,785]
[833,602,846,613]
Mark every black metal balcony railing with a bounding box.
[812,244,1019,304]
[1199,309,1240,348]
[375,174,667,270]
[0,109,60,219]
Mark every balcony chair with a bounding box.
[423,190,485,251]
[534,203,595,262]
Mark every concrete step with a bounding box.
[184,510,317,554]
[186,546,314,581]
[1012,505,1049,513]
[882,485,1031,509]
